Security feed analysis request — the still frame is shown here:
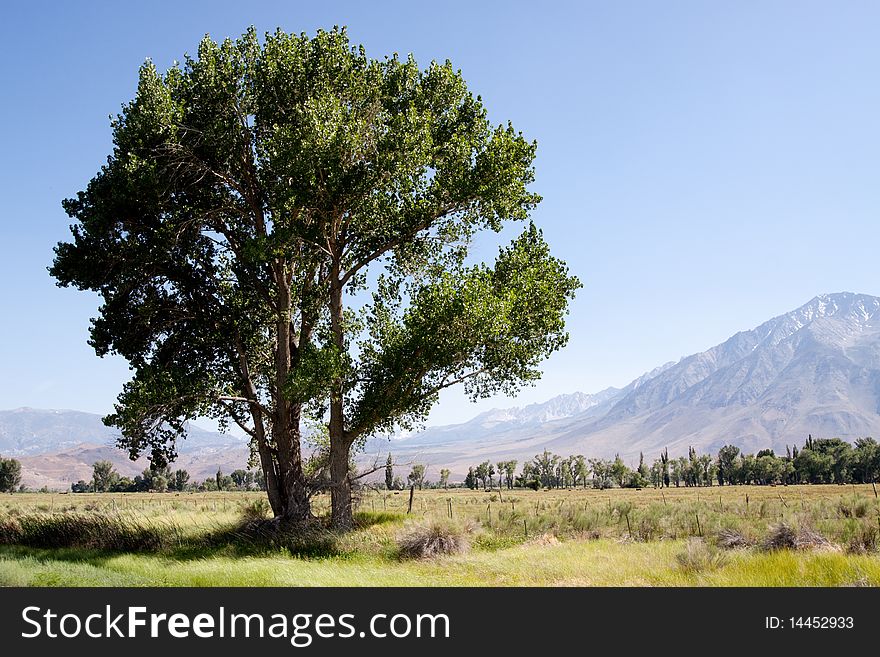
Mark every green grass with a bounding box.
[2,540,879,587]
[0,485,878,586]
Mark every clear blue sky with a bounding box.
[1,1,878,428]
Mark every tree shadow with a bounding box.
[0,508,406,565]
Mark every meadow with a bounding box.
[1,484,879,586]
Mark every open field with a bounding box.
[1,485,879,586]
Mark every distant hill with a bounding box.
[15,443,251,491]
[0,408,248,489]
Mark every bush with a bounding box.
[396,519,472,559]
[796,526,834,550]
[761,522,798,550]
[635,514,661,542]
[239,498,271,522]
[761,522,832,551]
[0,516,22,543]
[675,538,727,573]
[845,523,878,555]
[715,527,753,550]
[837,496,870,519]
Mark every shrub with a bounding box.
[0,516,22,543]
[675,538,727,573]
[636,514,662,542]
[761,522,798,551]
[761,522,832,551]
[795,526,833,550]
[837,496,870,519]
[715,527,753,550]
[396,519,472,559]
[845,524,878,555]
[239,498,271,522]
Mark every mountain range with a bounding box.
[0,409,248,490]
[4,292,880,487]
[368,292,880,474]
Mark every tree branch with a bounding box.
[338,202,465,287]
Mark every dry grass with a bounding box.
[396,519,473,559]
[760,522,837,552]
[715,527,753,549]
[526,532,561,547]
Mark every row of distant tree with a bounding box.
[69,461,267,493]
[457,436,880,490]
[3,433,878,496]
[384,455,451,490]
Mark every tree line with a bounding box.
[456,435,880,490]
[70,461,267,493]
[5,433,877,495]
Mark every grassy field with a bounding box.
[1,485,879,586]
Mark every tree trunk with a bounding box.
[329,436,353,529]
[328,266,354,529]
[273,407,311,522]
[269,264,311,523]
[255,421,284,517]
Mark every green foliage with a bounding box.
[168,469,191,492]
[385,453,394,490]
[0,457,22,493]
[407,464,427,490]
[49,26,579,526]
[239,497,271,522]
[464,467,476,490]
[91,460,119,493]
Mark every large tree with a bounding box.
[51,27,579,528]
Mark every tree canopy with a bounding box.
[0,457,22,493]
[51,26,580,528]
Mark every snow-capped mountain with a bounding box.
[559,291,880,458]
[372,388,622,450]
[367,292,880,474]
[465,389,621,428]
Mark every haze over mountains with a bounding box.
[4,292,880,488]
[0,409,248,490]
